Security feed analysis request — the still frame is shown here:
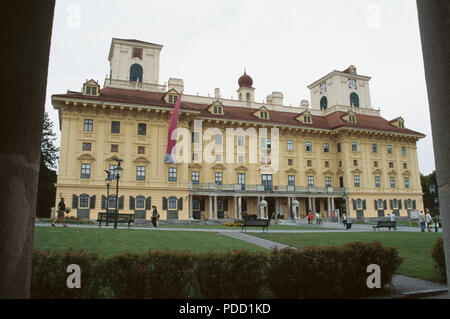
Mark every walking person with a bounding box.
[151,205,159,228]
[51,197,68,227]
[342,213,347,227]
[418,210,426,232]
[425,209,433,232]
[315,212,320,224]
[307,211,314,224]
[291,210,295,223]
[389,211,397,230]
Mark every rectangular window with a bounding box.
[337,143,341,152]
[389,162,394,168]
[375,176,381,188]
[288,175,295,186]
[374,161,378,168]
[138,146,145,154]
[136,166,146,181]
[85,86,91,95]
[308,176,314,186]
[238,155,244,163]
[192,132,200,143]
[325,176,332,187]
[168,167,177,182]
[91,87,97,95]
[390,177,396,188]
[354,175,360,187]
[238,173,245,185]
[307,160,312,167]
[111,144,118,153]
[372,144,378,153]
[338,160,342,167]
[404,177,410,188]
[353,159,358,166]
[403,163,407,169]
[109,165,118,179]
[387,145,393,154]
[324,161,329,168]
[83,119,93,131]
[191,171,199,184]
[287,140,294,150]
[401,146,407,155]
[215,172,223,185]
[323,143,329,152]
[237,136,245,147]
[132,47,143,60]
[111,121,120,134]
[138,123,147,135]
[80,163,91,179]
[352,142,358,152]
[306,141,312,152]
[288,159,293,166]
[169,197,177,209]
[82,142,92,151]
[215,133,222,145]
[192,153,199,161]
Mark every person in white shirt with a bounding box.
[425,209,433,232]
[418,211,426,232]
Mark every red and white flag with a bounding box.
[165,91,183,163]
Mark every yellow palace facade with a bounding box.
[52,38,425,221]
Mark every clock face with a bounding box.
[348,79,357,89]
[320,82,326,94]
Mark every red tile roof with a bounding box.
[52,87,424,137]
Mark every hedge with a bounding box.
[431,238,447,283]
[31,241,402,298]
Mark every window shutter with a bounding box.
[412,200,416,209]
[389,200,393,209]
[363,200,366,210]
[374,200,377,210]
[72,195,78,209]
[90,195,96,209]
[223,199,228,211]
[145,197,152,210]
[200,199,205,211]
[398,199,402,209]
[178,197,183,211]
[129,196,135,210]
[162,197,168,210]
[101,195,106,209]
[383,200,387,210]
[352,199,356,210]
[119,196,124,210]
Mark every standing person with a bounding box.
[291,210,295,223]
[342,214,347,227]
[425,209,433,232]
[418,210,426,232]
[315,212,320,224]
[390,211,397,230]
[51,197,68,227]
[307,212,314,224]
[151,205,159,228]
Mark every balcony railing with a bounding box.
[189,183,346,195]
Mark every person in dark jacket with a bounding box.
[52,197,68,227]
[151,205,159,228]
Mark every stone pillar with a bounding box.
[275,198,279,219]
[238,196,242,219]
[213,195,217,219]
[189,195,193,220]
[417,0,450,294]
[0,1,55,298]
[327,198,331,218]
[233,196,237,219]
[209,196,213,219]
[308,197,312,213]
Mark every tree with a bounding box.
[420,171,439,216]
[36,112,59,217]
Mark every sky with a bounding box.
[45,0,435,174]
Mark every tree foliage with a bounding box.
[41,111,59,170]
[420,171,439,215]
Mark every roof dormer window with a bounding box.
[164,89,180,104]
[349,114,356,123]
[296,111,313,124]
[260,111,268,119]
[82,80,100,96]
[253,106,269,120]
[213,105,223,114]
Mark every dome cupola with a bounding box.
[238,70,253,88]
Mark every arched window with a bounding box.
[169,196,177,209]
[350,92,360,107]
[79,194,89,207]
[130,64,143,82]
[377,199,384,210]
[320,96,328,110]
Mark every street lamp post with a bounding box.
[112,158,123,229]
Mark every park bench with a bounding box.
[97,212,134,229]
[372,220,396,231]
[241,218,270,233]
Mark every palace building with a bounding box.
[52,38,425,221]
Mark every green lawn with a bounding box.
[34,227,267,255]
[156,224,339,231]
[251,231,443,282]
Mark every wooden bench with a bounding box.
[242,218,270,233]
[97,212,134,229]
[372,220,396,231]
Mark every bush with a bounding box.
[31,242,402,299]
[431,237,447,283]
[193,250,268,298]
[266,241,402,298]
